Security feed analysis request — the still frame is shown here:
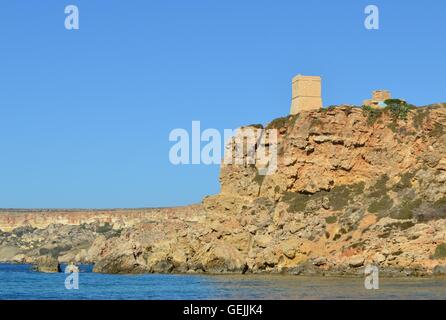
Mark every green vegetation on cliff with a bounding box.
[432,243,446,260]
[282,182,365,213]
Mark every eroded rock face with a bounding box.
[88,106,446,276]
[2,106,446,276]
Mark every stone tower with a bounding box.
[363,90,392,108]
[290,74,323,115]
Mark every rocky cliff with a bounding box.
[0,208,166,232]
[0,207,200,264]
[2,104,446,276]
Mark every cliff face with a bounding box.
[0,209,165,232]
[220,105,446,201]
[0,206,201,264]
[90,105,446,276]
[2,105,446,276]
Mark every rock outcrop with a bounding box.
[1,105,446,276]
[90,105,446,276]
[33,255,61,273]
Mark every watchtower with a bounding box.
[290,74,323,114]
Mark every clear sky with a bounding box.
[0,0,445,208]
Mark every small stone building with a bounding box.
[290,74,323,114]
[363,90,391,108]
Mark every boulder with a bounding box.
[253,234,273,248]
[280,239,298,259]
[11,254,26,263]
[433,265,446,276]
[313,257,327,266]
[348,256,365,268]
[65,263,80,273]
[191,243,246,273]
[373,253,386,264]
[33,256,61,273]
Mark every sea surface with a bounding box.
[1,264,446,300]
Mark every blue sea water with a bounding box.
[1,264,446,300]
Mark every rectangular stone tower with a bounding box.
[363,90,392,108]
[290,74,323,114]
[372,90,391,101]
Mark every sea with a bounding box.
[0,264,446,300]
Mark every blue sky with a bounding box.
[0,0,445,208]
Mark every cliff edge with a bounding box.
[92,104,446,275]
[2,104,446,276]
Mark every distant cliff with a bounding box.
[2,104,446,276]
[0,209,163,232]
[0,206,201,263]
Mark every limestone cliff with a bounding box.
[0,208,166,232]
[2,105,446,276]
[0,206,200,264]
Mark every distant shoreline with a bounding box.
[0,206,188,213]
[0,262,442,278]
